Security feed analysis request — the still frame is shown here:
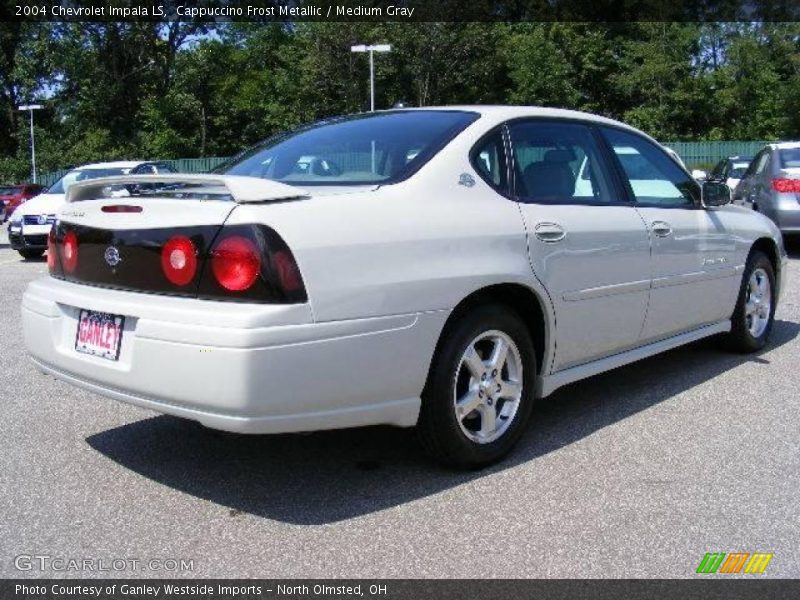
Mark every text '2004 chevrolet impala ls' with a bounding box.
[22,107,786,468]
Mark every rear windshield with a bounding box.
[779,148,800,169]
[48,168,129,194]
[221,110,479,186]
[0,186,21,195]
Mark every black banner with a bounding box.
[3,0,800,22]
[3,580,800,600]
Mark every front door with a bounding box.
[599,126,739,342]
[507,119,652,372]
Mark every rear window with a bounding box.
[729,163,750,178]
[0,186,21,195]
[48,168,129,194]
[221,110,479,186]
[779,148,800,169]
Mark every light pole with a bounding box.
[350,44,392,112]
[18,104,43,183]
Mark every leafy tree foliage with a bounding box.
[0,21,799,182]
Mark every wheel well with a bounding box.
[439,284,548,375]
[751,237,779,275]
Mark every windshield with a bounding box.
[779,148,800,169]
[221,110,479,186]
[48,168,130,194]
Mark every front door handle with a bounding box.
[534,222,566,243]
[651,221,672,237]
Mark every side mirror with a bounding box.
[702,181,731,207]
[692,169,708,181]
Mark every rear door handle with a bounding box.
[651,221,672,237]
[534,222,566,243]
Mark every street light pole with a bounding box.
[350,44,392,112]
[18,104,43,183]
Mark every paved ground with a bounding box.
[1,228,798,579]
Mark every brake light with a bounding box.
[771,178,800,193]
[61,230,79,273]
[161,236,197,286]
[211,236,261,291]
[47,228,57,271]
[102,205,143,213]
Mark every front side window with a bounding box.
[508,120,614,205]
[221,110,478,186]
[601,127,698,206]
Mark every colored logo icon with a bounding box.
[696,552,773,574]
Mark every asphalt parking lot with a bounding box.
[1,228,799,579]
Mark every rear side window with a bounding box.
[471,129,508,193]
[601,127,698,206]
[508,120,614,205]
[222,110,479,186]
[779,148,800,169]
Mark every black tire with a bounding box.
[724,250,776,353]
[18,249,44,260]
[417,304,536,469]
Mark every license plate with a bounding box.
[75,310,125,361]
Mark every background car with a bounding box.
[709,155,753,197]
[732,143,800,234]
[0,183,45,222]
[8,161,177,259]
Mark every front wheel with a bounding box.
[417,304,536,469]
[724,251,775,352]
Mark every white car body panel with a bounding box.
[21,106,787,434]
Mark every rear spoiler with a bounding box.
[66,174,309,204]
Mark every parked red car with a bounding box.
[0,184,45,221]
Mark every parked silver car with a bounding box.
[732,142,800,235]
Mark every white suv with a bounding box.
[22,107,785,467]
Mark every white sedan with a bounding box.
[22,107,786,467]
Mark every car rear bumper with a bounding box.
[22,277,446,433]
[764,194,800,232]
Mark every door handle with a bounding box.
[534,222,566,243]
[651,221,672,237]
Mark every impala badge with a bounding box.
[104,246,121,267]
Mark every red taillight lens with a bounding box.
[273,250,302,292]
[47,228,56,271]
[161,236,198,286]
[771,178,800,193]
[211,236,261,291]
[61,230,78,273]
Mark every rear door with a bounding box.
[508,119,652,371]
[599,126,739,342]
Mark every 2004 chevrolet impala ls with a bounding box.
[22,107,786,467]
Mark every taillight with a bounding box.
[161,236,198,286]
[47,227,57,272]
[273,251,302,292]
[211,236,261,291]
[771,178,800,193]
[61,230,79,273]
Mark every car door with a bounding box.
[507,119,652,372]
[735,150,767,208]
[599,126,739,342]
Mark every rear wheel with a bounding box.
[18,249,44,260]
[417,304,536,469]
[724,251,775,352]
